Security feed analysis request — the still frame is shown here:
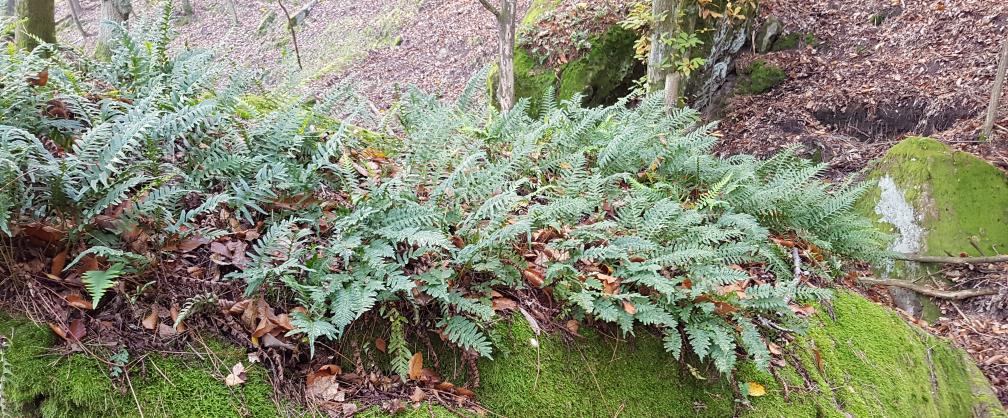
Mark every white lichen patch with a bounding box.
[875,175,925,254]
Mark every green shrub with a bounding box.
[0,9,887,377]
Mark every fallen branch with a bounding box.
[856,277,998,300]
[894,253,1008,264]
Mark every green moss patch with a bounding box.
[736,60,787,95]
[0,315,283,418]
[770,32,816,51]
[475,292,1004,417]
[506,25,640,114]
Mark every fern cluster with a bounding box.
[0,12,888,375]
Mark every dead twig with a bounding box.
[857,276,997,300]
[894,253,1008,264]
[275,0,303,71]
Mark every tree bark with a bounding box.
[96,0,131,56]
[15,0,56,50]
[67,0,91,36]
[648,0,679,109]
[478,0,516,112]
[3,0,15,17]
[982,36,1008,140]
[180,0,194,16]
[225,0,238,25]
[496,0,516,111]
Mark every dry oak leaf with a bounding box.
[407,352,423,381]
[522,267,545,288]
[746,381,767,397]
[375,337,387,353]
[142,309,159,330]
[225,362,246,387]
[65,293,93,310]
[51,250,68,276]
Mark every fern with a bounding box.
[82,263,125,306]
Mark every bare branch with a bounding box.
[477,0,500,19]
[857,277,998,300]
[276,0,303,71]
[894,253,1008,264]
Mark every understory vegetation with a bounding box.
[0,8,888,390]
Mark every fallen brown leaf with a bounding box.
[408,352,423,381]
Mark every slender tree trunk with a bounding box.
[96,0,130,57]
[648,0,679,109]
[496,0,516,111]
[15,0,56,50]
[3,0,15,16]
[225,0,237,25]
[67,0,91,36]
[982,36,1008,140]
[180,0,194,16]
[477,0,517,111]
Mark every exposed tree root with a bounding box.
[857,277,998,300]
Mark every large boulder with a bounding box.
[856,137,1008,320]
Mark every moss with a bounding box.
[736,60,787,95]
[860,137,1008,257]
[769,32,817,52]
[474,292,1004,417]
[0,314,284,418]
[507,25,639,115]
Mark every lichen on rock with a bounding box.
[857,136,1008,319]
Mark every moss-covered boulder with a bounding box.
[499,25,640,115]
[478,292,1004,417]
[0,315,284,418]
[856,137,1008,319]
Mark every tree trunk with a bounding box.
[14,0,56,50]
[3,0,15,17]
[96,0,131,57]
[225,0,237,25]
[648,0,679,108]
[982,36,1008,140]
[496,0,516,111]
[67,0,91,37]
[180,0,194,16]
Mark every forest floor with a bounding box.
[718,0,1008,403]
[50,0,1008,407]
[56,0,530,106]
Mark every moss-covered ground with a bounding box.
[0,314,283,417]
[2,292,1002,417]
[506,25,640,115]
[477,291,1004,417]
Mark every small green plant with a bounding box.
[108,347,129,378]
[81,263,125,306]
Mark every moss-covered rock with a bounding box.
[856,137,1008,319]
[0,314,283,418]
[769,32,817,52]
[477,291,1004,417]
[4,291,1003,416]
[735,60,788,95]
[505,25,640,115]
